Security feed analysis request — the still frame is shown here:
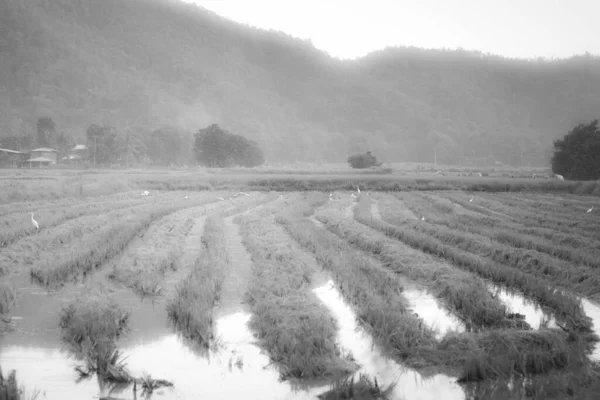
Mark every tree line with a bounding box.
[0,116,265,168]
[2,0,600,166]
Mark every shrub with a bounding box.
[552,119,600,180]
[347,152,381,169]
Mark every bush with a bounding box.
[552,119,600,180]
[194,124,264,167]
[347,151,381,169]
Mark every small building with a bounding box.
[21,156,55,168]
[20,147,59,168]
[0,148,28,168]
[72,144,88,154]
[29,148,59,163]
[61,154,83,165]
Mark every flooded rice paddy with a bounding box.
[0,275,327,400]
[581,299,600,361]
[401,286,465,339]
[2,188,600,399]
[486,284,556,330]
[313,280,466,400]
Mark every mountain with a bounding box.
[1,0,599,165]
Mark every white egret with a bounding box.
[217,197,225,201]
[469,196,474,202]
[421,216,425,221]
[587,206,594,214]
[555,174,564,181]
[357,186,360,194]
[351,193,357,198]
[30,213,39,230]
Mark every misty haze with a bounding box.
[0,0,599,399]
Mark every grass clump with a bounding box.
[29,197,210,288]
[278,215,437,361]
[0,286,18,333]
[317,373,394,400]
[0,286,17,316]
[443,329,591,382]
[362,197,592,332]
[59,292,131,383]
[236,212,355,379]
[167,214,229,347]
[0,368,20,400]
[138,373,174,396]
[315,205,507,329]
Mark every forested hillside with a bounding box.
[1,0,599,165]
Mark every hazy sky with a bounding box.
[184,0,599,59]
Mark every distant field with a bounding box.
[0,169,600,399]
[1,165,599,204]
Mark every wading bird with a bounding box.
[30,213,39,230]
[588,206,594,213]
[469,196,474,202]
[357,186,360,194]
[421,216,425,221]
[217,197,225,201]
[234,192,250,197]
[351,193,357,199]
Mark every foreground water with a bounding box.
[581,298,600,361]
[0,275,327,400]
[401,286,465,339]
[486,284,555,330]
[313,280,466,400]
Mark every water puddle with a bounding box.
[487,284,555,329]
[0,277,327,399]
[313,280,466,400]
[125,312,327,400]
[581,299,600,361]
[402,287,465,339]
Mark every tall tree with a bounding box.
[86,124,119,165]
[194,124,264,167]
[551,119,600,180]
[116,130,146,167]
[55,131,74,156]
[36,116,56,148]
[146,126,190,166]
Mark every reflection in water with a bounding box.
[0,272,329,400]
[126,312,326,400]
[0,310,328,400]
[402,288,464,339]
[313,281,465,400]
[487,284,555,329]
[581,299,600,361]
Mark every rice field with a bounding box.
[1,171,600,399]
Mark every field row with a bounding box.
[1,190,599,399]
